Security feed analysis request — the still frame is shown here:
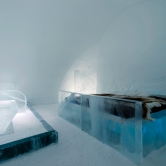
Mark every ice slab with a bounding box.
[0,100,18,134]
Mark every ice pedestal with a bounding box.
[0,100,18,134]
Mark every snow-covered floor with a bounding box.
[1,104,166,166]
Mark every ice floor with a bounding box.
[1,104,166,166]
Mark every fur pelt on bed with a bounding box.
[93,94,166,121]
[65,93,166,121]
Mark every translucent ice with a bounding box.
[0,100,18,134]
[58,90,166,164]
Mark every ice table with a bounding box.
[58,90,166,165]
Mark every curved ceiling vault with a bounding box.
[0,0,165,104]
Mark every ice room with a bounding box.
[0,0,166,166]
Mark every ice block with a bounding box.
[0,100,18,134]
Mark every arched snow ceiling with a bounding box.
[61,0,166,96]
[0,0,165,104]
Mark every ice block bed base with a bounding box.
[0,106,58,163]
[58,91,166,164]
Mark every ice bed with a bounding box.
[58,90,166,164]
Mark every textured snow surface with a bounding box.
[1,104,166,166]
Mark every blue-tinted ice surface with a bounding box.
[143,110,166,156]
[59,91,166,164]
